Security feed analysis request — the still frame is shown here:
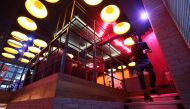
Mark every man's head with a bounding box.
[132,35,139,43]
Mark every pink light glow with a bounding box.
[98,22,116,37]
[113,39,131,53]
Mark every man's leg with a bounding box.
[137,65,153,101]
[136,66,146,90]
[145,63,156,89]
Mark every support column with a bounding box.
[142,0,190,108]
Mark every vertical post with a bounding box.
[31,55,40,83]
[43,45,51,77]
[103,72,106,85]
[0,62,5,74]
[92,20,97,83]
[121,64,127,91]
[108,32,114,88]
[60,0,76,73]
[17,66,26,90]
[110,62,114,88]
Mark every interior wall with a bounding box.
[142,31,173,86]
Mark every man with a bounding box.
[131,35,157,101]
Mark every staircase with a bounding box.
[125,93,184,109]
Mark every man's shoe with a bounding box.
[144,92,153,102]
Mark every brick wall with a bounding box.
[142,0,190,109]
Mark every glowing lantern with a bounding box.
[124,37,135,46]
[4,47,18,54]
[28,46,41,54]
[39,57,46,61]
[24,52,35,58]
[17,16,37,31]
[117,65,127,70]
[25,0,48,19]
[45,0,59,3]
[43,52,48,57]
[1,53,15,59]
[128,62,136,67]
[19,58,30,64]
[113,22,130,35]
[7,39,23,48]
[101,5,120,22]
[67,53,74,59]
[108,68,116,72]
[33,39,47,48]
[84,0,102,6]
[11,31,29,41]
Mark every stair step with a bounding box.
[126,93,179,102]
[125,100,184,109]
[125,100,182,105]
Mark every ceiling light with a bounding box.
[4,47,18,54]
[141,11,149,20]
[24,52,35,58]
[128,62,136,67]
[25,0,48,19]
[19,58,30,64]
[19,49,23,53]
[17,16,37,31]
[113,22,130,35]
[39,57,47,61]
[33,39,47,48]
[28,46,41,54]
[84,0,102,6]
[101,5,120,22]
[117,65,127,70]
[1,52,15,59]
[11,31,29,41]
[108,68,116,72]
[7,39,23,48]
[67,53,74,59]
[43,52,48,57]
[124,37,135,46]
[45,0,60,3]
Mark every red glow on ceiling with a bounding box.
[113,39,131,53]
[97,22,116,37]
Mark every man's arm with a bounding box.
[143,42,152,54]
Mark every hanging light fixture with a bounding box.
[117,65,127,70]
[45,0,59,3]
[11,31,29,41]
[84,0,102,6]
[17,16,37,31]
[24,52,35,58]
[101,5,120,22]
[28,46,41,54]
[108,68,116,72]
[128,62,136,67]
[7,39,23,48]
[124,37,135,46]
[67,53,74,59]
[19,58,30,64]
[33,39,47,48]
[113,22,130,35]
[43,52,48,57]
[4,47,18,54]
[25,0,48,19]
[1,52,15,59]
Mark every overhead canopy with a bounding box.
[7,39,23,48]
[25,0,48,19]
[4,47,18,54]
[1,52,15,59]
[17,16,37,31]
[11,31,29,41]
